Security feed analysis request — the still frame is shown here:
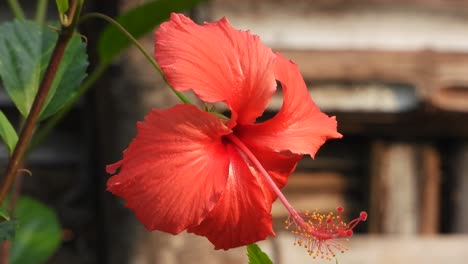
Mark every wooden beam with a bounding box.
[330,111,468,138]
[369,141,386,233]
[453,143,468,233]
[282,172,347,193]
[276,49,468,112]
[420,145,441,234]
[260,110,468,137]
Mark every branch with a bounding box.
[0,0,83,204]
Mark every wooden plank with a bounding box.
[369,141,386,233]
[298,156,360,171]
[420,145,441,234]
[453,143,468,233]
[259,235,468,264]
[282,172,347,192]
[330,111,468,138]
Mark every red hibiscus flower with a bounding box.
[106,13,366,253]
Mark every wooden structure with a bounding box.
[107,0,468,263]
[201,0,468,263]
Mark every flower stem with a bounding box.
[35,0,49,24]
[6,0,25,20]
[0,0,82,205]
[79,12,193,105]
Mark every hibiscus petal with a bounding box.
[187,144,275,250]
[155,13,276,126]
[237,53,342,158]
[107,104,232,234]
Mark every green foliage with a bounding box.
[0,20,88,121]
[0,208,10,221]
[247,244,273,264]
[9,196,61,264]
[0,219,18,243]
[0,205,15,243]
[98,0,205,64]
[0,110,18,155]
[55,0,69,14]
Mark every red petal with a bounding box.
[155,13,276,126]
[237,53,342,158]
[106,160,123,174]
[188,144,277,250]
[107,104,232,234]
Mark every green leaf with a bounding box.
[0,20,88,120]
[9,196,61,264]
[55,0,69,14]
[0,219,18,242]
[98,0,205,64]
[0,110,18,155]
[247,244,273,264]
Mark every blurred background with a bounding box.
[1,0,468,263]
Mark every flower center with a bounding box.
[226,134,367,260]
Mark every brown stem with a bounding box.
[0,32,72,204]
[8,170,24,216]
[0,242,10,264]
[0,0,81,205]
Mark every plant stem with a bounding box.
[0,119,25,264]
[0,0,82,205]
[80,12,193,105]
[35,0,49,24]
[6,0,25,20]
[0,242,10,264]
